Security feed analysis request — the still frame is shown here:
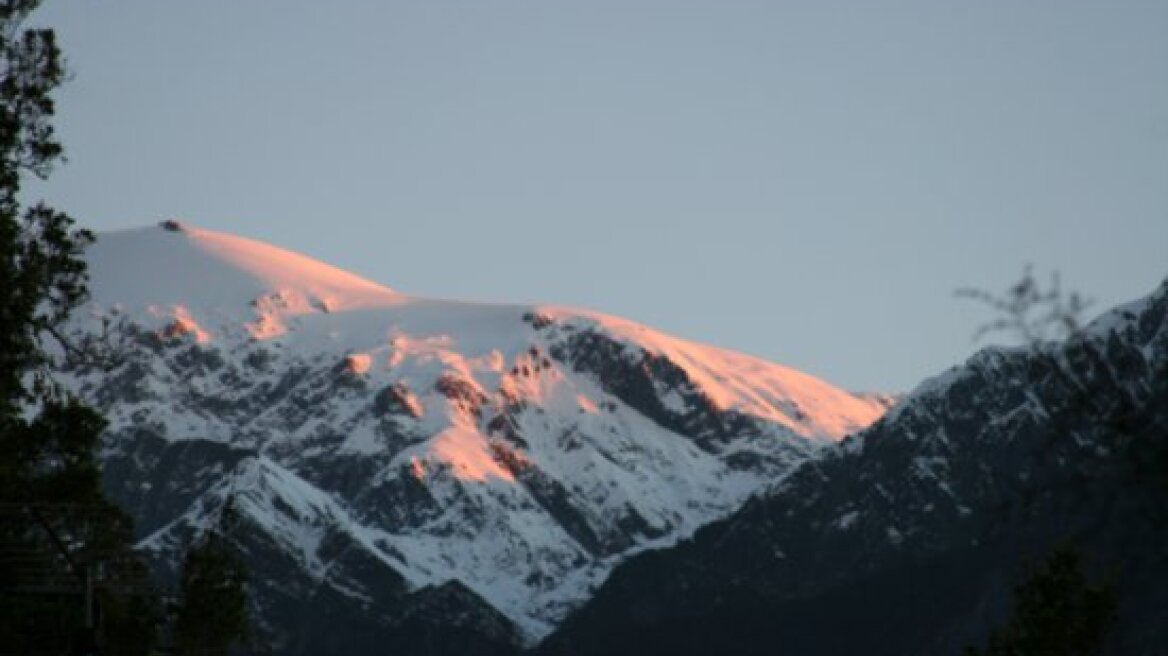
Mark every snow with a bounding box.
[538,307,889,440]
[833,510,860,530]
[343,353,373,374]
[1080,280,1165,339]
[87,223,403,316]
[886,527,904,545]
[71,223,895,642]
[430,426,516,483]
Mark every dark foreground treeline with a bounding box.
[0,2,249,654]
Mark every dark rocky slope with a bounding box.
[539,280,1168,656]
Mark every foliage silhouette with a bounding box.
[172,503,251,656]
[0,1,159,653]
[956,265,1091,345]
[966,548,1116,656]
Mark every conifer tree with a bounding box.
[0,1,158,653]
[173,503,251,656]
[968,549,1116,656]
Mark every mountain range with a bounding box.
[60,223,1165,654]
[59,222,893,654]
[540,274,1168,655]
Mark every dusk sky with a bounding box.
[27,0,1168,393]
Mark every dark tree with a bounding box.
[956,265,1091,346]
[173,504,251,656]
[968,549,1116,656]
[0,1,158,653]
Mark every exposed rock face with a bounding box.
[539,281,1168,656]
[61,224,890,654]
[550,328,764,450]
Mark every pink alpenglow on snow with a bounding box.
[73,222,896,640]
[535,307,888,440]
[82,223,887,445]
[153,305,211,344]
[192,228,402,313]
[343,353,374,375]
[81,224,888,455]
[85,222,405,340]
[430,426,516,483]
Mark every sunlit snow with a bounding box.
[69,222,892,640]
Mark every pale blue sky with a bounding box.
[27,1,1168,392]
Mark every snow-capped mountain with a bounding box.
[540,280,1168,656]
[60,222,890,653]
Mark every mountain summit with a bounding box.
[85,222,405,339]
[63,222,890,653]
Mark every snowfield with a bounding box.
[62,222,890,642]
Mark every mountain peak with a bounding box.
[87,222,404,317]
[70,222,892,645]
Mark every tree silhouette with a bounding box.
[967,548,1115,656]
[956,265,1091,345]
[0,1,159,653]
[172,502,251,656]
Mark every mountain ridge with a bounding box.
[538,278,1168,655]
[61,222,892,651]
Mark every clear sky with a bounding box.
[26,0,1168,393]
